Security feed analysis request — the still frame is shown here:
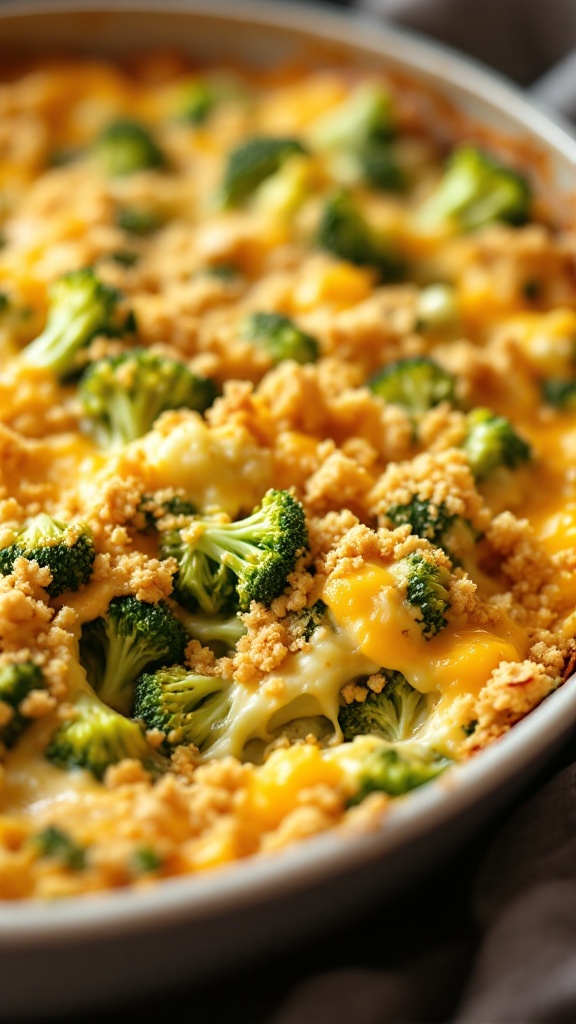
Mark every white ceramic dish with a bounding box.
[1,2,576,1018]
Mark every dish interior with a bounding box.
[0,0,575,955]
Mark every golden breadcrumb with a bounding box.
[0,53,575,900]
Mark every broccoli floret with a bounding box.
[337,674,451,801]
[93,118,166,177]
[316,191,406,282]
[46,676,164,779]
[385,496,458,551]
[0,661,45,749]
[292,599,330,642]
[253,152,315,220]
[385,496,497,593]
[357,141,406,193]
[108,249,139,268]
[383,496,481,565]
[399,551,451,639]
[33,825,86,870]
[21,268,118,379]
[178,79,219,124]
[177,608,247,654]
[339,670,429,743]
[134,665,233,754]
[221,136,308,207]
[132,846,164,875]
[79,349,218,448]
[416,144,532,233]
[116,207,161,235]
[309,83,402,193]
[138,493,197,531]
[310,82,394,152]
[175,74,248,125]
[0,514,95,597]
[160,489,308,613]
[541,379,576,410]
[79,596,188,716]
[348,745,451,802]
[160,533,235,615]
[240,312,320,365]
[368,356,456,415]
[462,407,532,480]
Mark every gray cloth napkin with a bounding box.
[268,756,576,1024]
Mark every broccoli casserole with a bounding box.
[0,50,575,900]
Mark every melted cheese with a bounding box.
[132,414,273,517]
[209,626,378,761]
[323,563,529,700]
[241,743,343,831]
[0,716,98,816]
[53,577,124,626]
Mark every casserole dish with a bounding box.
[1,1,576,1018]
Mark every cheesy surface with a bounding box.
[0,51,575,899]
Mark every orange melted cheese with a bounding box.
[323,563,529,701]
[0,52,574,900]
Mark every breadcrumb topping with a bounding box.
[0,53,575,900]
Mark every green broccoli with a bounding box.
[416,144,532,233]
[32,825,86,870]
[338,674,451,801]
[175,73,248,125]
[116,207,162,235]
[0,514,95,597]
[93,118,166,177]
[310,82,394,152]
[46,675,165,779]
[221,136,308,207]
[316,191,406,282]
[348,745,451,802]
[339,670,429,743]
[160,488,308,613]
[462,407,532,480]
[160,535,235,616]
[0,661,45,749]
[133,665,234,753]
[384,495,479,560]
[132,846,163,875]
[541,379,576,410]
[137,493,197,532]
[78,349,218,448]
[177,608,247,655]
[398,551,451,639]
[21,268,118,379]
[108,249,139,268]
[79,596,188,716]
[357,141,406,193]
[178,79,220,124]
[292,599,330,642]
[240,312,320,365]
[309,82,403,192]
[368,356,456,415]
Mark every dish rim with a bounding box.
[0,0,575,942]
